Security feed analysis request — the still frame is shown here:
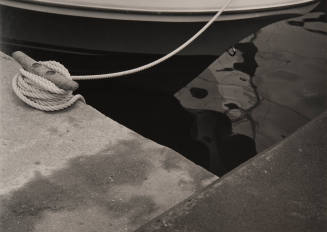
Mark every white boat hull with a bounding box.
[0,1,319,93]
[0,1,318,55]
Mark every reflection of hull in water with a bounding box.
[0,0,319,93]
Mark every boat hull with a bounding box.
[0,2,318,93]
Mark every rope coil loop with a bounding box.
[12,61,85,111]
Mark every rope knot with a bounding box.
[12,60,85,111]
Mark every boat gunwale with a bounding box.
[0,0,319,17]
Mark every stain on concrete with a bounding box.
[46,124,72,137]
[0,139,156,232]
[104,195,159,226]
[46,127,59,136]
[161,148,215,191]
[65,116,82,128]
[162,150,183,172]
[0,172,66,232]
[184,165,217,191]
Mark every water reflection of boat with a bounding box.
[0,0,319,93]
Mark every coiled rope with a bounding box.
[12,61,85,111]
[12,0,232,111]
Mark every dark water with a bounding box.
[77,81,256,176]
[71,38,261,176]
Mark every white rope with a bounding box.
[12,0,232,111]
[12,61,85,111]
[72,0,233,80]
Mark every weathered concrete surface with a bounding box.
[0,52,217,232]
[137,111,327,232]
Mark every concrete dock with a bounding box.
[0,52,217,232]
[1,9,327,230]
